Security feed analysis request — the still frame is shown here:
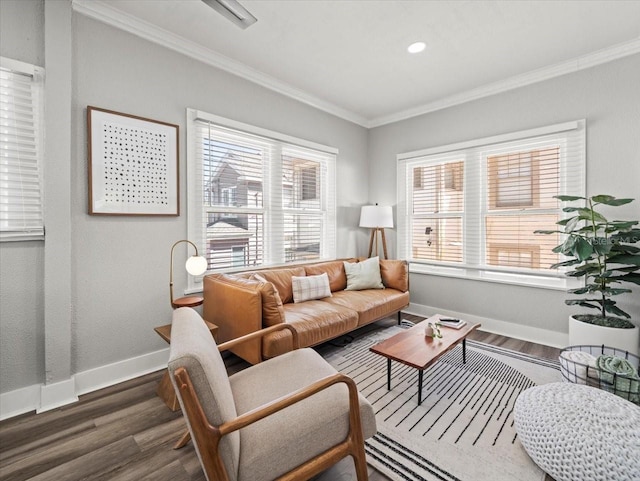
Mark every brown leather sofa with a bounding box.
[203,258,410,364]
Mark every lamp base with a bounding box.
[172,296,204,309]
[367,228,388,259]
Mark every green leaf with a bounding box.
[565,300,601,310]
[604,303,631,318]
[611,229,640,243]
[573,236,594,261]
[568,286,591,295]
[563,207,581,213]
[607,254,640,266]
[549,259,582,269]
[607,221,638,231]
[610,244,640,254]
[564,216,581,233]
[592,195,634,206]
[556,217,576,226]
[577,209,607,223]
[534,230,561,235]
[591,195,616,204]
[556,195,585,202]
[608,273,640,285]
[605,288,633,296]
[591,237,613,255]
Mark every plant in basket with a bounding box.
[535,194,640,353]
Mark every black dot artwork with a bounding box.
[102,121,169,206]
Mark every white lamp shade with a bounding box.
[185,255,208,276]
[359,205,393,228]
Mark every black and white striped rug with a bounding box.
[322,324,561,481]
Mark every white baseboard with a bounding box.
[75,347,169,396]
[405,302,568,349]
[39,377,78,413]
[0,384,41,421]
[0,347,170,421]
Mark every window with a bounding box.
[0,58,44,241]
[187,109,336,278]
[411,159,464,263]
[397,120,585,289]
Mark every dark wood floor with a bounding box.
[0,315,560,481]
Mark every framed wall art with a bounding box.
[87,106,179,216]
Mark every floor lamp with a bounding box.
[359,205,394,259]
[170,240,208,309]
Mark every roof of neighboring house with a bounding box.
[207,221,254,240]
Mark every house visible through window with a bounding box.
[0,57,45,242]
[411,160,464,263]
[188,109,337,274]
[397,120,585,288]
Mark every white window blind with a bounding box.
[187,109,336,279]
[398,120,586,289]
[0,58,44,241]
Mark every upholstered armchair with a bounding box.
[168,307,377,481]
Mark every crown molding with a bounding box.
[72,1,639,130]
[71,0,369,127]
[368,37,640,128]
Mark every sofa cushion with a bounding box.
[304,260,351,292]
[344,257,384,290]
[252,274,286,327]
[256,267,306,304]
[262,301,358,358]
[380,259,409,292]
[323,289,410,326]
[292,273,332,303]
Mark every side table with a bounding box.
[154,320,218,411]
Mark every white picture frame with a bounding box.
[87,106,179,216]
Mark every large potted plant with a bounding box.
[536,194,640,354]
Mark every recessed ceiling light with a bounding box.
[407,42,426,54]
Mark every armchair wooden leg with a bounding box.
[174,430,191,450]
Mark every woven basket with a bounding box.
[559,345,640,405]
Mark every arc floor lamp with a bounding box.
[359,204,394,259]
[170,240,208,308]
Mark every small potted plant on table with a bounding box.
[536,194,640,354]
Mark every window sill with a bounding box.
[409,262,581,291]
[0,234,45,243]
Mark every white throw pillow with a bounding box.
[344,257,384,290]
[292,273,332,303]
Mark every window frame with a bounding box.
[0,57,45,242]
[397,120,586,290]
[186,109,337,293]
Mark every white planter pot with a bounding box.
[568,315,640,356]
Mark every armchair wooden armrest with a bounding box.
[173,367,367,481]
[217,323,299,353]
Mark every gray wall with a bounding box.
[70,15,369,374]
[0,0,45,392]
[1,2,369,395]
[1,0,639,399]
[369,53,640,335]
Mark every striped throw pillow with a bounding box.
[292,273,332,303]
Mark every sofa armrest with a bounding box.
[203,274,264,364]
[380,259,409,292]
[217,324,299,353]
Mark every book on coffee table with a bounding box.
[438,318,467,329]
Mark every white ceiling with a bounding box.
[75,0,640,127]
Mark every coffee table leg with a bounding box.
[387,358,391,390]
[463,338,467,364]
[418,370,424,405]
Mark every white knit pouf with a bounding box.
[514,382,640,481]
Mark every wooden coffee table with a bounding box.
[370,315,481,405]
